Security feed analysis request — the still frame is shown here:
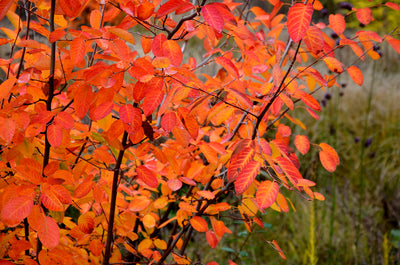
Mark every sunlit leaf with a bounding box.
[235,160,261,195]
[38,216,60,249]
[190,216,208,232]
[287,3,313,42]
[294,135,310,155]
[1,196,34,227]
[137,165,159,188]
[202,4,225,33]
[319,143,340,172]
[329,14,345,35]
[356,7,373,25]
[347,65,363,86]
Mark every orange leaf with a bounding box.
[227,146,255,182]
[297,91,321,111]
[190,216,208,232]
[167,179,183,191]
[162,40,183,66]
[129,196,151,212]
[197,190,215,200]
[119,104,142,133]
[41,186,64,212]
[319,143,339,172]
[387,36,400,55]
[215,56,239,79]
[47,124,63,147]
[28,205,45,231]
[59,0,88,18]
[272,240,286,259]
[152,57,171,68]
[89,239,104,257]
[235,160,261,195]
[206,231,218,248]
[275,156,302,186]
[50,185,72,204]
[0,0,13,21]
[78,212,95,233]
[213,220,231,237]
[152,34,167,57]
[0,117,16,144]
[329,14,345,35]
[347,65,363,86]
[0,77,16,101]
[303,26,324,54]
[137,165,158,188]
[287,3,313,42]
[74,181,93,198]
[143,214,156,228]
[141,36,152,54]
[49,29,66,43]
[356,7,373,25]
[202,3,225,33]
[107,27,135,45]
[323,57,343,73]
[54,112,74,129]
[294,135,310,155]
[256,180,279,210]
[70,37,86,65]
[38,216,60,249]
[1,196,34,227]
[137,2,155,20]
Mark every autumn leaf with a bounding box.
[287,3,313,42]
[38,216,60,249]
[190,216,209,232]
[215,56,239,79]
[0,0,13,21]
[235,160,261,195]
[319,143,340,172]
[70,37,86,65]
[329,14,346,35]
[47,124,63,147]
[137,165,159,188]
[347,65,363,86]
[202,4,225,33]
[1,196,34,227]
[294,135,310,155]
[227,146,255,182]
[356,7,373,25]
[256,181,279,210]
[162,40,183,66]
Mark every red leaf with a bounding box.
[49,29,66,43]
[137,2,155,20]
[162,40,183,66]
[0,117,16,144]
[297,91,321,111]
[38,216,60,249]
[227,146,255,182]
[167,179,183,191]
[215,56,239,79]
[319,143,339,172]
[294,135,310,155]
[156,0,190,18]
[47,124,63,147]
[70,37,86,65]
[385,2,400,11]
[119,105,142,131]
[235,160,261,195]
[287,3,313,42]
[54,112,74,129]
[152,34,167,57]
[190,216,208,232]
[161,112,177,133]
[141,86,165,116]
[137,165,159,188]
[356,7,373,25]
[329,14,346,35]
[93,100,113,121]
[41,187,64,212]
[347,66,363,86]
[272,240,286,259]
[0,0,13,21]
[202,4,225,33]
[206,231,218,249]
[387,36,400,55]
[1,196,34,227]
[275,156,302,186]
[256,180,279,210]
[303,26,324,54]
